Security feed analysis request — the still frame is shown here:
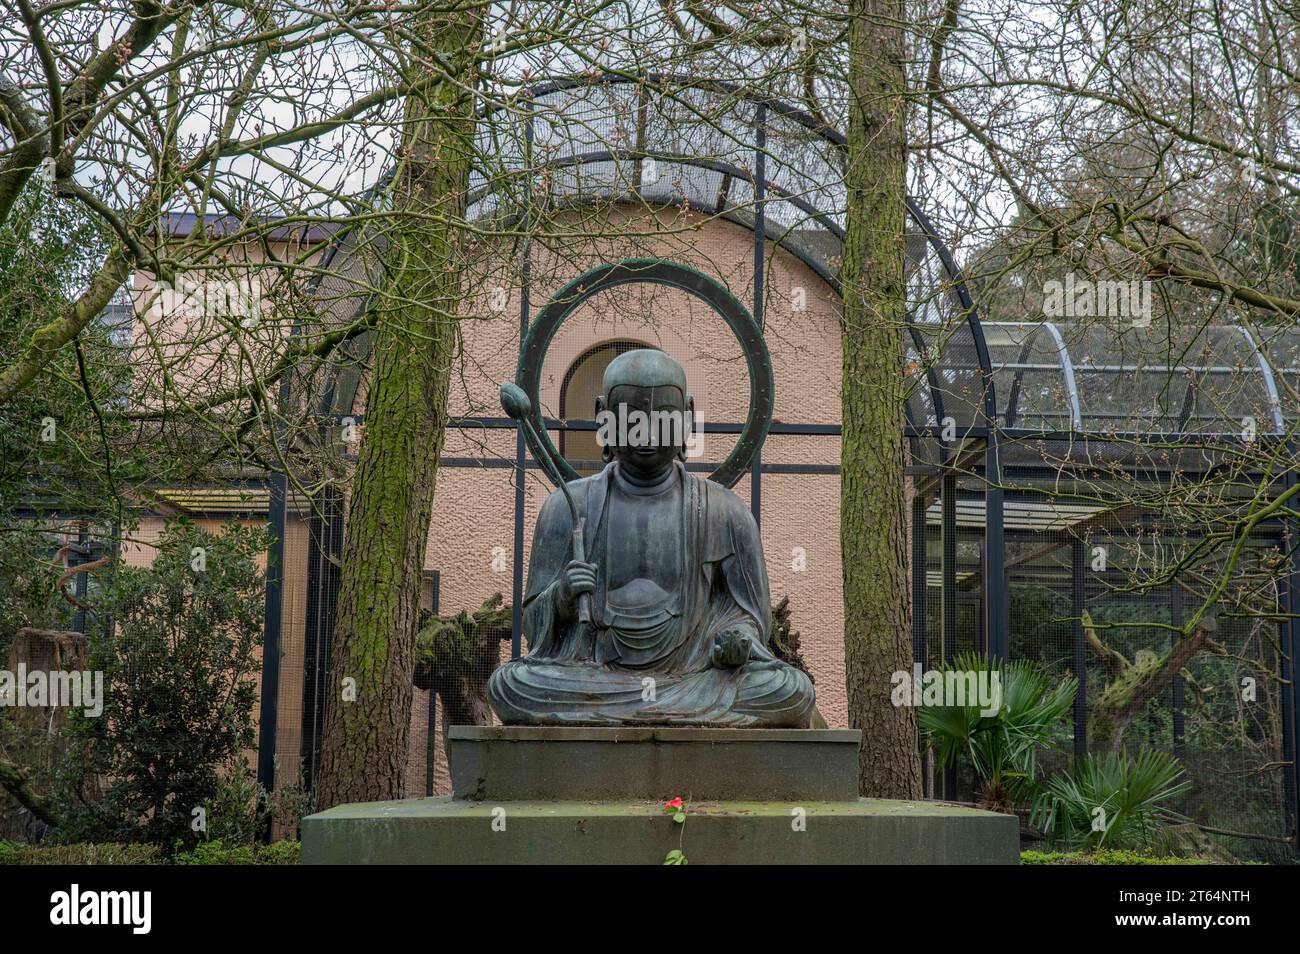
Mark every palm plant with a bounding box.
[917,652,1076,813]
[1030,750,1191,851]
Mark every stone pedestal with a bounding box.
[301,727,1020,865]
[448,726,861,801]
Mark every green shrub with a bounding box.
[175,840,257,865]
[172,839,300,865]
[1031,750,1191,851]
[917,652,1076,812]
[203,758,312,845]
[0,839,299,864]
[54,521,268,852]
[255,840,302,865]
[1022,849,1211,865]
[0,841,163,865]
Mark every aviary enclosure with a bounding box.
[245,76,1298,862]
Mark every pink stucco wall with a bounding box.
[391,206,850,743]
[133,204,852,797]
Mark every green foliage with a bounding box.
[0,527,76,662]
[917,652,1076,810]
[172,839,301,866]
[202,756,312,845]
[0,840,162,865]
[1021,849,1211,866]
[1008,579,1293,862]
[0,526,92,838]
[1031,750,1192,851]
[1007,584,1073,671]
[0,839,300,865]
[54,520,268,852]
[0,185,131,519]
[201,758,267,847]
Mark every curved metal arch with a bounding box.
[1037,321,1083,431]
[491,75,997,424]
[991,320,1082,431]
[487,73,844,146]
[904,197,996,428]
[464,164,846,293]
[1234,325,1285,437]
[467,149,847,255]
[1172,326,1285,437]
[308,74,995,435]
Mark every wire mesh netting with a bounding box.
[913,469,1298,861]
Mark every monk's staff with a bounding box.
[500,382,593,625]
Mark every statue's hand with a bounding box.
[556,560,597,619]
[711,629,752,669]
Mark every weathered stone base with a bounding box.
[301,797,1020,864]
[448,726,861,801]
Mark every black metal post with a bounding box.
[300,485,343,792]
[1171,581,1184,753]
[912,492,929,798]
[511,114,534,661]
[912,494,928,671]
[425,570,441,797]
[749,104,766,528]
[941,472,957,799]
[1281,468,1300,851]
[1071,537,1087,759]
[257,470,287,791]
[985,433,1007,664]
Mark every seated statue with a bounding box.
[488,348,815,728]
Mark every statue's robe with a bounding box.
[488,461,815,727]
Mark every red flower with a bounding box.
[664,797,683,811]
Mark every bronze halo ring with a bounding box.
[515,258,773,490]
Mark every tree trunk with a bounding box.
[840,0,923,798]
[313,12,482,809]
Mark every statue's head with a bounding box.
[596,348,694,478]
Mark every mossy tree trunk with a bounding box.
[313,11,483,810]
[840,0,923,798]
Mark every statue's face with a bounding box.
[600,383,690,478]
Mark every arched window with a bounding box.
[559,340,645,475]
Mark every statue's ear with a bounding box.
[596,394,615,463]
[679,395,696,461]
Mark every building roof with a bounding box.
[153,211,342,244]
